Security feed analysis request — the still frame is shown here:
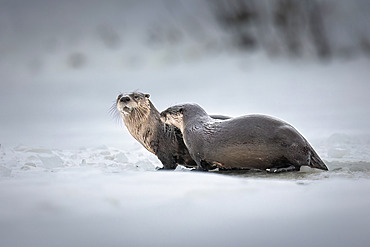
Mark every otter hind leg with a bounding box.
[266,165,298,173]
[267,156,301,173]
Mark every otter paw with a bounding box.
[190,167,208,172]
[156,166,176,171]
[266,165,296,173]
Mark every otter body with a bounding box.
[161,104,328,172]
[115,92,229,169]
[116,92,196,169]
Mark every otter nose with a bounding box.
[120,96,131,103]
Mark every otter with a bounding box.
[114,92,229,169]
[160,103,328,172]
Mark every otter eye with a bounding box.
[134,96,139,99]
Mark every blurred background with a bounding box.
[1,0,370,149]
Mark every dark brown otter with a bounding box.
[115,92,228,169]
[161,103,329,172]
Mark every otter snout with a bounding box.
[119,96,131,103]
[116,94,133,113]
[116,92,152,115]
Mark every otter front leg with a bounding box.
[192,160,211,171]
[156,153,178,170]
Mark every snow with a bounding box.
[1,1,370,247]
[1,135,370,247]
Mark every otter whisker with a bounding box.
[109,102,123,126]
[109,102,117,116]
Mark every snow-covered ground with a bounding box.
[1,137,370,247]
[1,1,370,247]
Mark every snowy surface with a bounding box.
[1,1,370,247]
[1,134,370,247]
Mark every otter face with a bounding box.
[161,104,209,131]
[116,92,150,115]
[160,105,184,131]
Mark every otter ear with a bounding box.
[145,94,150,98]
[179,108,184,114]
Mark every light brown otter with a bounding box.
[160,103,328,172]
[114,92,228,169]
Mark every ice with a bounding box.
[0,161,370,247]
[317,133,370,163]
[114,152,129,163]
[79,159,86,166]
[1,134,370,247]
[0,166,11,177]
[328,147,348,158]
[38,154,64,169]
[24,162,36,167]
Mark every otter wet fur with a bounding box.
[114,92,229,170]
[161,103,328,172]
[115,92,196,169]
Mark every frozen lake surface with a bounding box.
[1,133,370,247]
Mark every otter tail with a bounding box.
[308,145,328,170]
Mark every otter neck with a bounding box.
[122,101,161,154]
[182,112,210,132]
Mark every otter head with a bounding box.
[116,92,151,120]
[160,105,185,131]
[161,104,208,132]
